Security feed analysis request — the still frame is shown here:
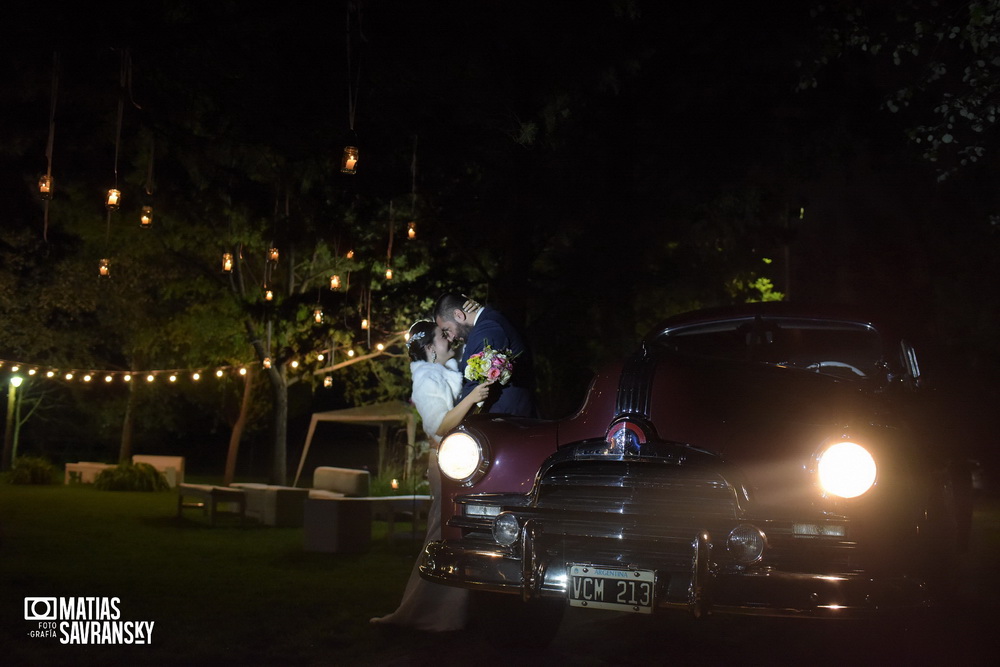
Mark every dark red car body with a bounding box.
[421,303,970,625]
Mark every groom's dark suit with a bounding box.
[458,306,535,417]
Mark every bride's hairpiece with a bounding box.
[407,320,433,351]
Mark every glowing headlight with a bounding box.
[817,441,877,498]
[438,431,484,482]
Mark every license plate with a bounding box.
[568,564,654,613]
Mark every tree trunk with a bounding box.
[269,364,288,485]
[118,377,137,463]
[223,364,254,486]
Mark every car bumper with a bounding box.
[418,529,931,619]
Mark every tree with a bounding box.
[801,0,1000,180]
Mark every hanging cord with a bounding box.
[386,200,394,270]
[43,52,59,242]
[144,139,154,196]
[346,2,362,132]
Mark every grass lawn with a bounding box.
[0,480,439,666]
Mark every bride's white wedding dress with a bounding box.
[370,359,469,631]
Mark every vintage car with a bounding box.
[419,303,971,641]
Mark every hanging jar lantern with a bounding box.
[314,307,324,323]
[105,188,121,210]
[323,375,333,388]
[330,274,341,290]
[222,253,234,273]
[140,205,153,228]
[99,258,110,277]
[346,249,355,259]
[38,175,53,200]
[361,318,369,330]
[385,267,393,280]
[341,146,359,174]
[264,285,274,301]
[262,357,272,369]
[407,221,416,239]
[268,247,280,263]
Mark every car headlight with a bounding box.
[817,441,877,498]
[438,431,485,483]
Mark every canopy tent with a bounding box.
[292,401,418,487]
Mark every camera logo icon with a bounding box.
[24,598,57,621]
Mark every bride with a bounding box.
[370,318,490,631]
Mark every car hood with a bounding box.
[561,348,895,461]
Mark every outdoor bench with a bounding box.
[176,483,246,526]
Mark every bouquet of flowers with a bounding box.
[465,342,515,406]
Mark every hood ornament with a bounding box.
[605,418,649,457]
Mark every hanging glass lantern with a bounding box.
[314,308,324,323]
[385,267,393,280]
[323,375,333,388]
[99,258,110,277]
[346,249,354,259]
[106,188,121,210]
[38,175,53,200]
[268,247,280,262]
[341,145,359,174]
[361,318,369,330]
[140,206,153,228]
[222,253,233,273]
[262,357,272,369]
[330,274,341,290]
[407,221,416,239]
[264,285,274,301]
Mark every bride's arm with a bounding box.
[435,381,491,437]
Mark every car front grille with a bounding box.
[534,457,740,526]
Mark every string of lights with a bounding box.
[0,332,409,386]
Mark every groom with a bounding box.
[433,292,536,417]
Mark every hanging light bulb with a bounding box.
[376,342,385,351]
[83,374,92,382]
[38,175,53,200]
[385,267,393,280]
[140,206,153,228]
[289,360,299,369]
[169,374,177,383]
[215,369,224,378]
[330,274,341,290]
[192,372,201,381]
[146,374,155,383]
[99,258,110,277]
[314,307,324,323]
[347,349,355,358]
[222,253,233,273]
[239,367,248,376]
[104,375,113,383]
[341,145,359,174]
[268,247,279,262]
[407,221,416,239]
[361,318,369,330]
[123,374,132,382]
[64,372,74,381]
[317,353,325,361]
[106,188,121,210]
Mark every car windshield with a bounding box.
[653,316,884,379]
